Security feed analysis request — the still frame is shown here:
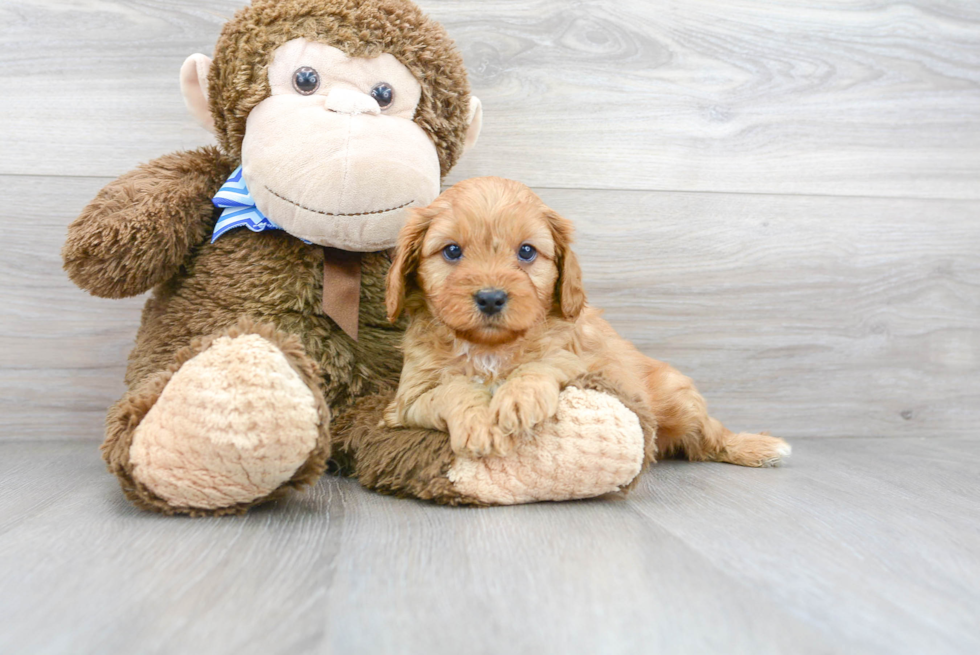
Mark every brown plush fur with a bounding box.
[62,147,234,299]
[103,319,333,516]
[89,189,408,515]
[62,0,474,514]
[331,392,478,505]
[122,222,404,401]
[386,178,791,467]
[210,0,471,176]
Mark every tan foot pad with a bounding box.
[129,334,320,509]
[447,387,645,505]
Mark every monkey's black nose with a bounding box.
[474,289,508,316]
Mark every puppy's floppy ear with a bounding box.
[544,208,586,319]
[386,206,436,322]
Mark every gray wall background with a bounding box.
[2,0,978,441]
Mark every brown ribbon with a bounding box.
[322,247,362,341]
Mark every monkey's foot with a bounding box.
[447,386,646,504]
[104,322,331,515]
[129,333,321,509]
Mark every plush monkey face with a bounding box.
[180,0,482,252]
[237,40,444,250]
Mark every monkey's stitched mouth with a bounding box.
[265,186,414,217]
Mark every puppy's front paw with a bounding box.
[490,379,560,438]
[449,409,512,458]
[381,402,403,429]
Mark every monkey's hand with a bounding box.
[62,146,233,298]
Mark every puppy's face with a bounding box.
[387,177,585,346]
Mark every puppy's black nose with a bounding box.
[474,289,508,316]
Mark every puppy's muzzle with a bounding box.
[474,288,508,316]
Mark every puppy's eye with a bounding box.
[293,67,320,95]
[517,244,537,262]
[443,244,463,261]
[371,82,395,109]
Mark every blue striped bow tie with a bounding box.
[211,166,288,242]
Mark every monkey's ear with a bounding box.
[180,54,215,134]
[544,209,587,319]
[386,207,435,322]
[463,97,483,154]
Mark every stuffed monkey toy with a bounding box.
[62,0,655,516]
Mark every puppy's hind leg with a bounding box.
[694,418,792,468]
[645,361,791,467]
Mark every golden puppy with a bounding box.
[383,177,790,466]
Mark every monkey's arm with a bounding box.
[62,146,234,298]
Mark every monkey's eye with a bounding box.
[292,67,320,95]
[517,244,537,262]
[443,244,463,262]
[371,82,395,109]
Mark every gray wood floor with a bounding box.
[1,438,978,654]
